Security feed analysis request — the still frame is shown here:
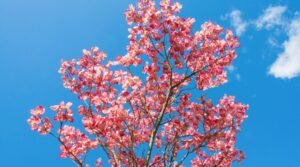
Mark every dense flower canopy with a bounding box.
[28,0,248,166]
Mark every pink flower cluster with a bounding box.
[28,0,248,166]
[27,106,52,135]
[50,101,74,122]
[58,125,98,159]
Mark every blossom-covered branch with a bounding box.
[28,0,248,166]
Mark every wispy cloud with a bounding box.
[255,6,287,30]
[224,6,287,35]
[268,17,300,79]
[223,10,248,36]
[223,5,300,79]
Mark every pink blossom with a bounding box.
[59,125,98,159]
[38,117,52,135]
[28,106,52,135]
[28,0,248,166]
[50,101,74,122]
[30,105,45,117]
[27,115,41,131]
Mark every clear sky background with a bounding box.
[1,0,300,166]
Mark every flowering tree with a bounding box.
[27,0,248,166]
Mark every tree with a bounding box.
[27,0,248,166]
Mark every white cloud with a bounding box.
[228,10,248,36]
[256,6,287,30]
[269,18,300,79]
[223,6,300,79]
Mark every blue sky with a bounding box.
[1,0,300,166]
